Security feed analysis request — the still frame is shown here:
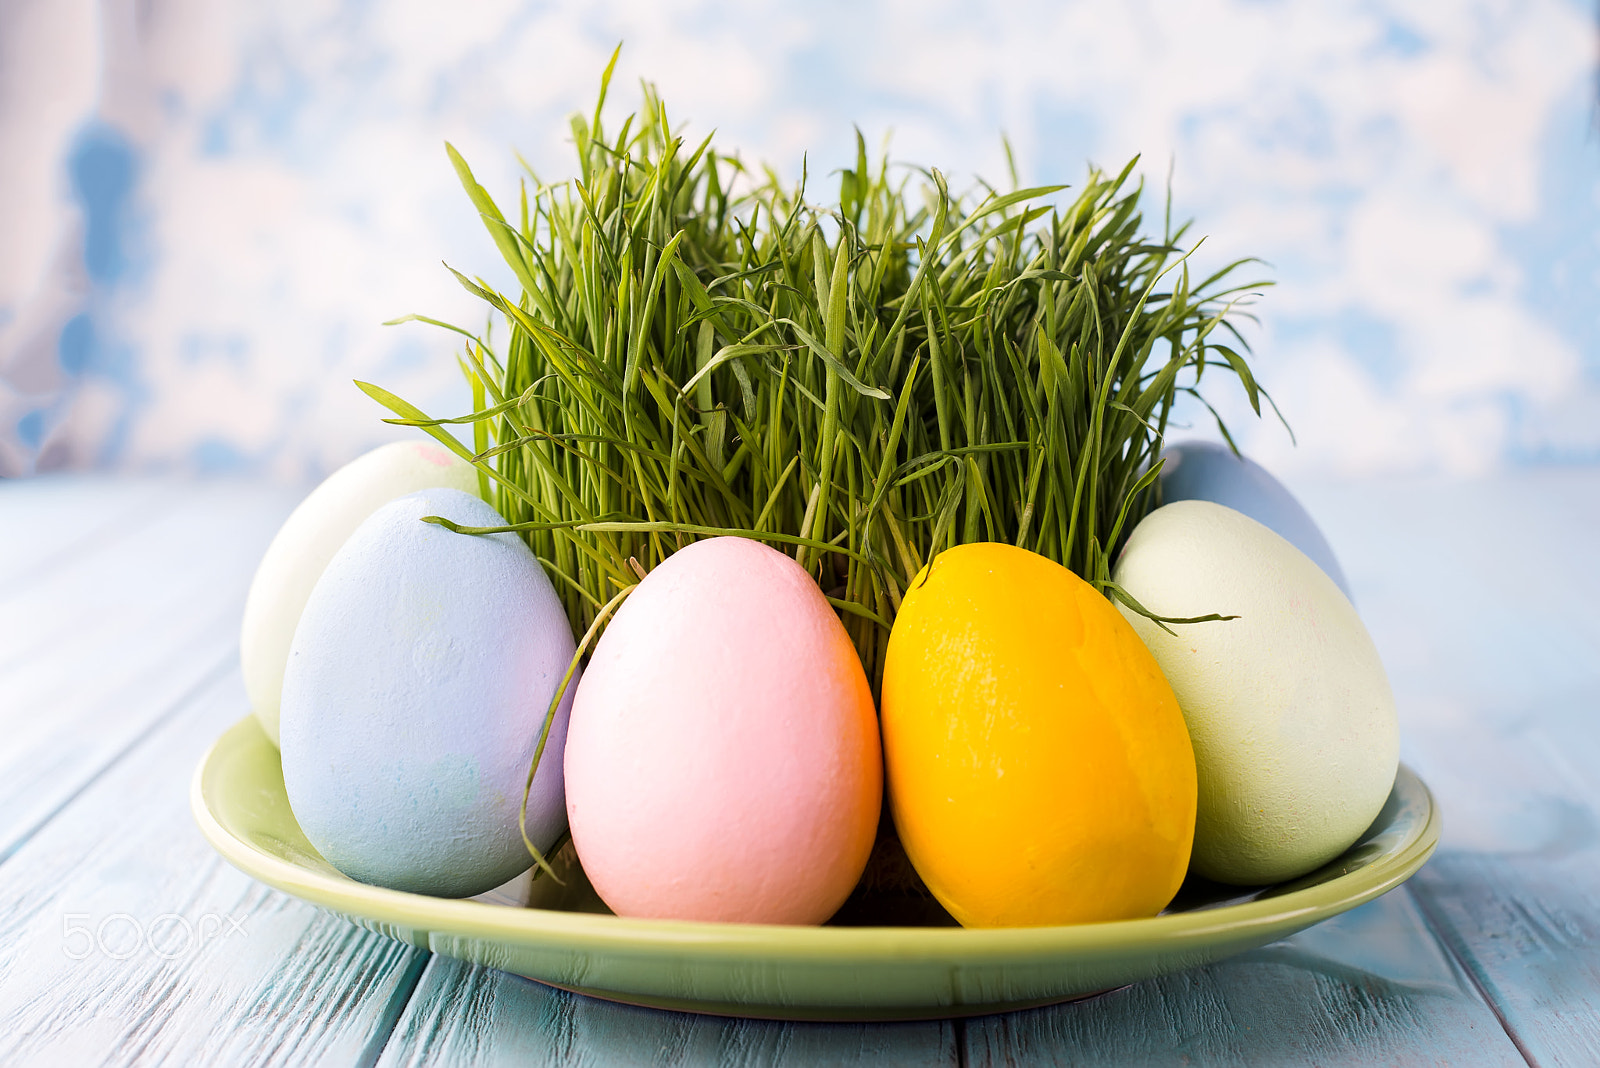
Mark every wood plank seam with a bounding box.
[0,652,237,869]
[355,949,434,1068]
[0,663,436,1064]
[1407,878,1540,1067]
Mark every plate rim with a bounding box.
[192,714,1440,969]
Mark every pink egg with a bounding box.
[564,536,882,924]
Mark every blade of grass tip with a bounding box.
[384,313,498,356]
[379,386,536,428]
[777,318,889,400]
[446,144,544,301]
[355,380,474,460]
[950,186,1066,247]
[1261,384,1296,445]
[1164,156,1175,244]
[592,45,623,147]
[1099,579,1239,638]
[1002,135,1020,192]
[521,579,637,880]
[680,342,786,397]
[1210,342,1262,415]
[1181,387,1243,455]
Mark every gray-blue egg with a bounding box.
[279,487,577,898]
[1158,441,1353,601]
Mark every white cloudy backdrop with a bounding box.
[1,0,1596,482]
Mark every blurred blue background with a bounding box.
[1,0,1596,483]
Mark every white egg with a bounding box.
[241,440,480,745]
[279,488,577,898]
[1112,500,1399,885]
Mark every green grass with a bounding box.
[360,50,1274,690]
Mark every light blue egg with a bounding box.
[279,488,577,897]
[1158,441,1353,601]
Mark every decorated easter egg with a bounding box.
[279,488,575,898]
[881,542,1196,927]
[1159,441,1351,600]
[242,440,480,745]
[563,536,881,925]
[1113,500,1399,885]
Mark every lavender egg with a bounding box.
[1159,441,1352,601]
[279,488,576,898]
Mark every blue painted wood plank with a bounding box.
[1293,469,1600,1066]
[374,956,957,1067]
[0,476,187,597]
[0,480,296,862]
[964,888,1524,1067]
[0,664,430,1066]
[0,480,294,677]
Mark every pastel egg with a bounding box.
[242,440,480,745]
[279,488,576,898]
[1159,441,1352,601]
[1112,500,1399,885]
[563,536,882,925]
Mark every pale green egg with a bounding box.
[1112,500,1399,885]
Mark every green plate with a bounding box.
[192,715,1439,1021]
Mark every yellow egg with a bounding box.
[881,542,1196,928]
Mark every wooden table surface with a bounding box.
[1,470,1597,1066]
